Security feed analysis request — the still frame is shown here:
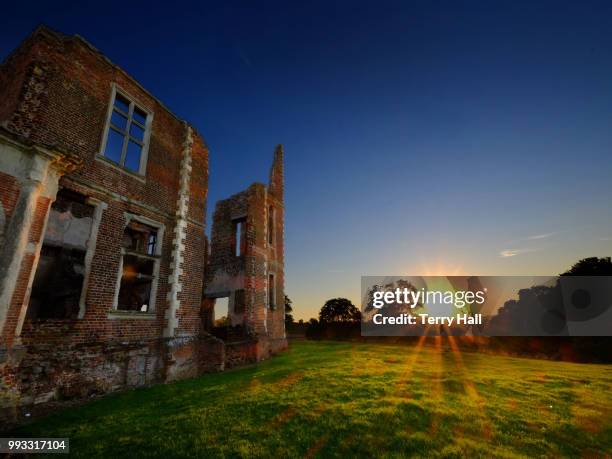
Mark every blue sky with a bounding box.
[3,1,612,319]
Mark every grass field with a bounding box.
[11,340,612,458]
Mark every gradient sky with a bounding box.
[3,1,612,320]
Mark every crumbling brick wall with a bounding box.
[205,146,287,355]
[0,31,37,129]
[0,25,286,424]
[0,26,213,420]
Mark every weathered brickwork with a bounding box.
[0,172,20,223]
[0,25,287,425]
[0,34,36,129]
[205,145,287,358]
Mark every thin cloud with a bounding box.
[504,231,559,245]
[498,231,562,258]
[499,248,539,258]
[527,232,557,240]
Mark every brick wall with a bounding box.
[0,171,19,225]
[0,332,265,429]
[0,28,187,217]
[0,32,36,128]
[267,146,285,341]
[0,26,208,344]
[204,147,286,349]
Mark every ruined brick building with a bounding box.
[0,26,286,421]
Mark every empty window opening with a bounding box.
[28,190,94,320]
[233,218,246,257]
[268,206,275,245]
[117,220,159,312]
[214,297,230,327]
[268,273,276,309]
[102,89,151,174]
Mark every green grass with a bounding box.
[11,340,612,458]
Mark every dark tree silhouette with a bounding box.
[488,257,612,337]
[561,257,612,276]
[319,298,361,323]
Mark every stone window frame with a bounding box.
[109,213,164,319]
[267,271,276,310]
[78,197,107,319]
[232,215,247,258]
[98,83,154,178]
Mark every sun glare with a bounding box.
[415,261,465,277]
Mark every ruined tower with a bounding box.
[204,145,287,358]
